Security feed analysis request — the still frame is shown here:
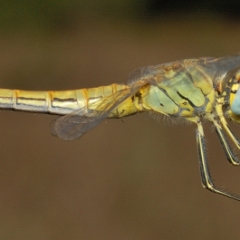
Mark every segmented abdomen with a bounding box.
[0,84,131,115]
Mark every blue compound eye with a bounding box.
[231,85,240,115]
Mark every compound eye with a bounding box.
[231,84,240,115]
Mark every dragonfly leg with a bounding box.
[220,117,240,150]
[212,119,240,165]
[196,121,240,201]
[215,101,240,150]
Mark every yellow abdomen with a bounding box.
[0,84,140,117]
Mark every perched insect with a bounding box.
[1,54,240,201]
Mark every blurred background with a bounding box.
[0,0,240,239]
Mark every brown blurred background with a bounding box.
[0,1,240,239]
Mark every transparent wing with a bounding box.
[198,54,240,81]
[208,54,240,72]
[127,65,154,83]
[51,80,148,140]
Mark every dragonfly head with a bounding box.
[226,71,240,124]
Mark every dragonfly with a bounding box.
[1,54,240,201]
